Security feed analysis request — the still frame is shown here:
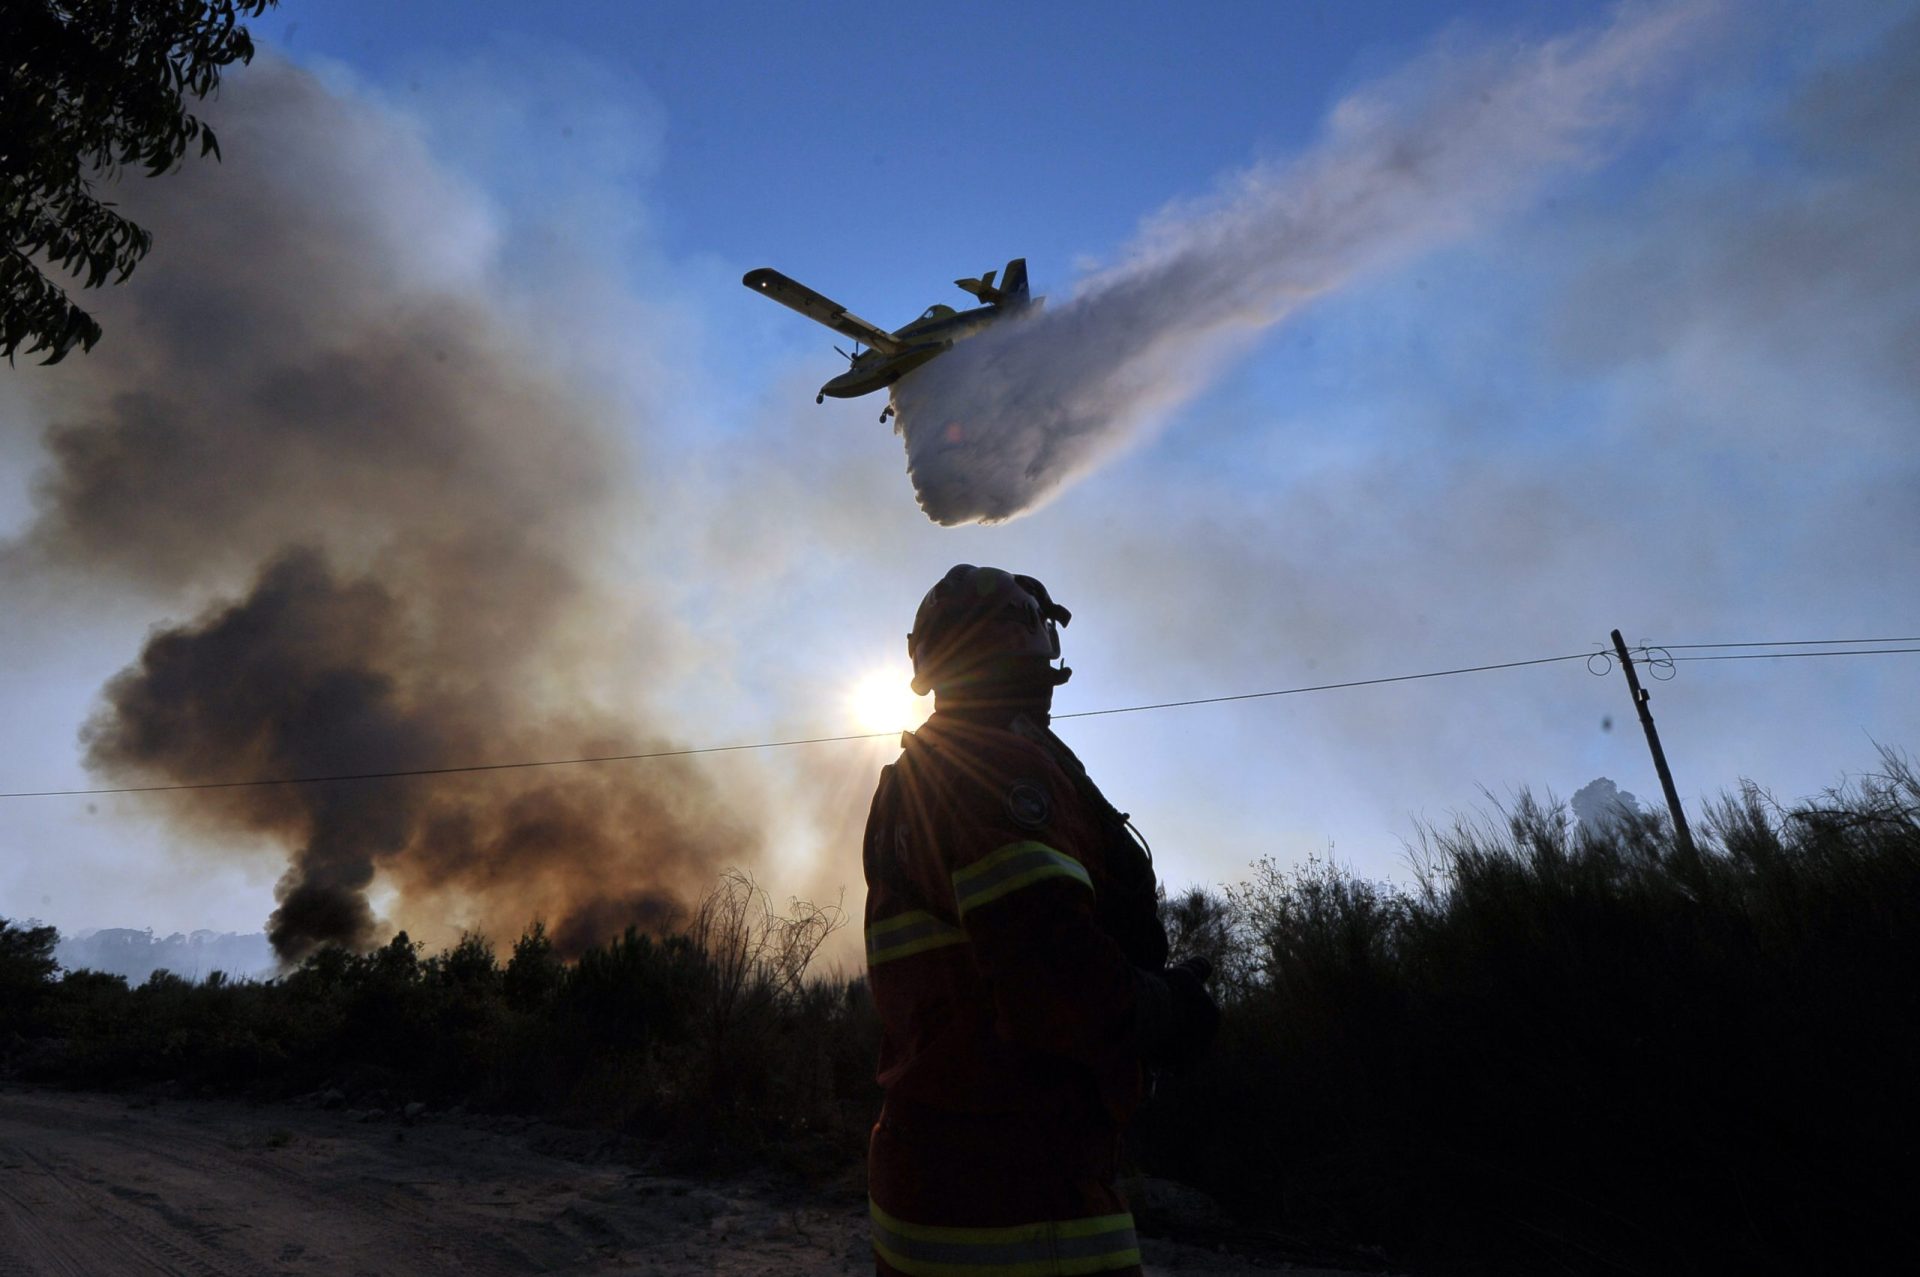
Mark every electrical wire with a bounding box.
[1658,637,1920,650]
[1052,651,1595,719]
[2,639,1914,801]
[1669,647,1920,662]
[0,649,1598,799]
[0,731,898,800]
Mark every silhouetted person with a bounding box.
[861,564,1218,1277]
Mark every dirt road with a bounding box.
[0,1087,1365,1275]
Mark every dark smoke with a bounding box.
[9,60,752,961]
[84,551,435,953]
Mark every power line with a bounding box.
[1053,651,1595,719]
[2,638,1914,801]
[1669,647,1920,662]
[0,649,1599,800]
[1659,637,1920,650]
[0,730,899,801]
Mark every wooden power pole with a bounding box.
[1610,629,1697,859]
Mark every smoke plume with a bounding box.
[9,61,751,961]
[1571,778,1645,838]
[890,1,1719,524]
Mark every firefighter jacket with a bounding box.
[862,709,1166,1277]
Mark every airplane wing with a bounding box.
[743,268,907,355]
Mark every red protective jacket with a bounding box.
[862,710,1160,1277]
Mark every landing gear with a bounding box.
[816,394,824,405]
[879,405,895,424]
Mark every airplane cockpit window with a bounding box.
[920,304,956,321]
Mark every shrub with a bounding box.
[1141,755,1920,1273]
[3,868,872,1173]
[0,917,60,1032]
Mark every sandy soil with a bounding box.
[0,1086,1380,1276]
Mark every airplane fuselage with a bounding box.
[744,259,1034,408]
[818,302,1008,399]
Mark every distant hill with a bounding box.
[55,928,276,984]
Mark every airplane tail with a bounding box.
[956,257,1031,307]
[998,258,1029,306]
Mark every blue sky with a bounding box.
[2,0,1916,962]
[253,3,1546,279]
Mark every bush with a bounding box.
[1141,754,1920,1273]
[2,918,59,1017]
[3,869,873,1172]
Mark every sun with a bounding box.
[848,667,930,735]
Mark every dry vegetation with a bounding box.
[5,756,1917,1274]
[1143,752,1920,1273]
[2,870,873,1177]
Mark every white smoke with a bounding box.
[890,1,1721,525]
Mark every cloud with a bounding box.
[1029,3,1920,878]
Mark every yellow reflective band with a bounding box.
[865,910,968,966]
[950,841,1093,919]
[870,1198,1141,1276]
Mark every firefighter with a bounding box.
[862,564,1219,1277]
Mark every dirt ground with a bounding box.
[0,1085,1383,1276]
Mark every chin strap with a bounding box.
[1012,576,1072,686]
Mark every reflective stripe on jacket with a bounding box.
[869,1197,1141,1277]
[861,712,1141,1118]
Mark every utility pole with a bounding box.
[1610,629,1697,859]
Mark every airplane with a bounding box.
[742,258,1037,422]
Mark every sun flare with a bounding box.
[848,667,931,735]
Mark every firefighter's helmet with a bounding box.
[907,565,1072,697]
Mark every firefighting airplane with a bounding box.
[742,258,1037,422]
